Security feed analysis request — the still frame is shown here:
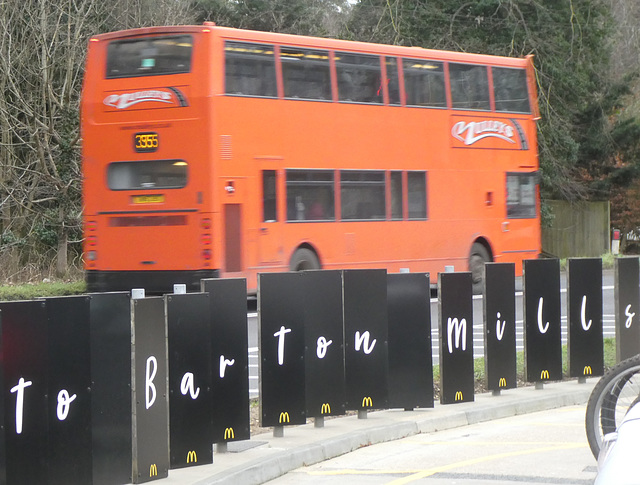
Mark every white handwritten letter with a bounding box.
[56,390,77,421]
[537,297,549,334]
[625,304,635,329]
[180,372,200,399]
[11,377,32,434]
[219,355,235,378]
[581,295,592,331]
[496,312,506,341]
[316,336,333,359]
[274,326,292,365]
[354,331,376,354]
[447,318,467,354]
[145,356,157,409]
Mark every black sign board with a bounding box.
[44,296,93,485]
[166,293,213,469]
[343,269,389,411]
[387,273,434,409]
[201,278,250,443]
[259,272,306,426]
[89,292,133,485]
[567,258,604,378]
[302,270,346,417]
[483,263,517,391]
[523,259,562,382]
[614,257,640,361]
[131,297,169,483]
[0,300,49,484]
[438,272,474,404]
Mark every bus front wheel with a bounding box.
[289,248,320,272]
[469,242,491,294]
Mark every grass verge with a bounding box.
[0,281,87,301]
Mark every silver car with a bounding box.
[595,401,640,484]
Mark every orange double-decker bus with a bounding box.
[81,23,540,294]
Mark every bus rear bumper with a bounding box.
[86,269,220,294]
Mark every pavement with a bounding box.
[151,379,596,485]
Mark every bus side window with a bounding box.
[385,57,401,106]
[492,67,531,114]
[340,171,386,220]
[335,52,383,104]
[408,171,427,219]
[263,170,277,222]
[286,170,335,222]
[390,171,403,219]
[225,41,277,98]
[506,172,537,219]
[403,58,446,108]
[281,47,332,101]
[449,63,490,111]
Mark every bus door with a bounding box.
[221,176,246,273]
[258,168,283,265]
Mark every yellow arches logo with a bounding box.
[583,366,592,376]
[362,396,373,408]
[224,427,235,440]
[321,403,331,414]
[186,451,197,464]
[540,370,550,380]
[498,378,507,388]
[279,412,290,424]
[149,464,158,477]
[454,391,464,401]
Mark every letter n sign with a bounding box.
[615,257,640,361]
[523,259,562,383]
[438,272,474,404]
[567,258,603,378]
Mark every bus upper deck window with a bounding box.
[107,160,188,190]
[403,59,446,108]
[225,41,277,98]
[449,63,490,111]
[106,35,192,78]
[281,47,331,101]
[493,67,531,114]
[335,52,383,104]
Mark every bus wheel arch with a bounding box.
[469,239,493,294]
[289,245,321,272]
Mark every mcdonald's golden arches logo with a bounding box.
[224,427,235,440]
[279,412,290,424]
[186,450,197,464]
[583,366,592,376]
[454,391,464,401]
[498,377,507,388]
[321,403,331,415]
[149,464,158,477]
[362,396,373,408]
[540,370,550,380]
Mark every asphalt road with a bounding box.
[266,404,597,484]
[247,270,616,398]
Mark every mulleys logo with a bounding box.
[103,90,174,109]
[452,120,515,145]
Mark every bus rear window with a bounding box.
[493,67,531,113]
[106,35,192,78]
[107,160,188,190]
[507,172,537,218]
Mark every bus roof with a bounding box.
[90,23,531,68]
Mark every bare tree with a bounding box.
[0,0,195,281]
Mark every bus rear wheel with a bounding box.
[469,242,491,294]
[289,248,320,272]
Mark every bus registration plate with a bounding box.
[132,195,164,204]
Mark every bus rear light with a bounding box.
[201,234,212,245]
[202,249,212,260]
[86,220,97,231]
[201,218,212,230]
[86,236,97,246]
[87,250,97,261]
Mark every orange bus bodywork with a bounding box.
[82,25,540,293]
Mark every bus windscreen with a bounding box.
[106,35,192,78]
